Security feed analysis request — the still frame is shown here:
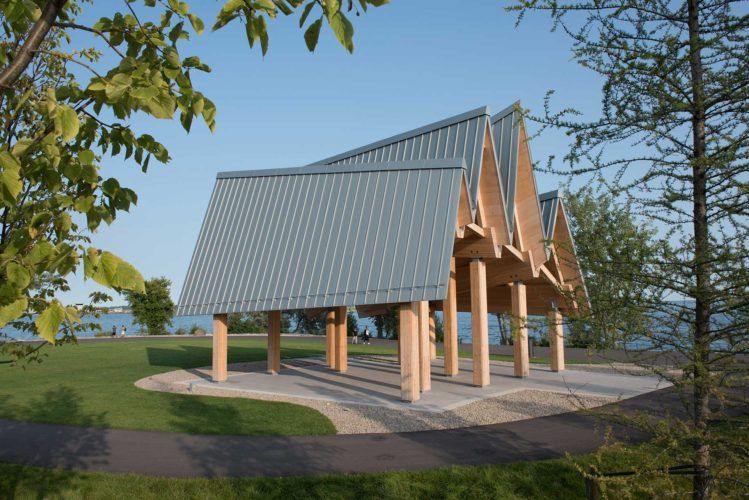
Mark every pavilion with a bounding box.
[177,103,587,402]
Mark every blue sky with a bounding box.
[61,0,604,305]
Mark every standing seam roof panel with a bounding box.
[177,160,465,315]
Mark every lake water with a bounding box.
[1,312,549,345]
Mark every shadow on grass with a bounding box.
[166,395,243,435]
[145,344,327,370]
[0,386,109,498]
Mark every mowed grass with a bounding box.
[0,459,590,500]
[0,337,395,436]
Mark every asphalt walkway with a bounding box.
[0,388,688,478]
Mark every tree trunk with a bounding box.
[687,1,711,498]
[0,0,68,90]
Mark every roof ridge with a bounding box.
[217,158,467,180]
[309,105,491,166]
[538,189,560,201]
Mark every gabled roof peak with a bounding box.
[491,100,522,123]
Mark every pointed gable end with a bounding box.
[491,102,547,267]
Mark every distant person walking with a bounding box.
[352,329,359,344]
[363,326,371,345]
[120,325,127,338]
[111,325,116,338]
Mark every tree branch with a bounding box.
[0,0,68,90]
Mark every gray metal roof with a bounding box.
[311,106,493,216]
[177,159,466,315]
[538,189,560,241]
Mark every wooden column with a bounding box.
[548,308,565,372]
[511,281,530,378]
[398,302,420,402]
[212,313,228,382]
[418,301,431,392]
[470,258,490,387]
[325,309,336,369]
[443,257,459,376]
[267,310,281,374]
[428,308,437,360]
[334,306,348,373]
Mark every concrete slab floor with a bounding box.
[184,356,669,413]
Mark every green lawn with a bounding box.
[0,337,394,436]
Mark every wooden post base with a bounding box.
[470,259,490,387]
[443,257,459,377]
[398,302,420,402]
[267,310,281,375]
[212,313,228,382]
[548,309,565,372]
[511,282,530,378]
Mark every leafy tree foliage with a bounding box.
[0,0,387,359]
[563,185,661,348]
[346,310,358,337]
[227,311,290,334]
[123,276,174,334]
[373,307,397,339]
[511,1,748,497]
[289,309,325,334]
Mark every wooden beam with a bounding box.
[428,307,437,360]
[267,310,281,375]
[212,313,228,382]
[418,301,431,392]
[514,122,547,267]
[335,306,348,373]
[398,302,420,402]
[548,309,565,372]
[443,257,459,377]
[325,309,335,369]
[470,259,490,387]
[477,125,511,244]
[457,176,473,228]
[511,282,530,378]
[453,226,501,258]
[356,303,397,317]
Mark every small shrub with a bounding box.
[189,324,206,336]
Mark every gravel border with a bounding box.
[135,357,617,434]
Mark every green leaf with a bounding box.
[6,262,31,289]
[0,151,22,204]
[73,195,96,213]
[0,298,27,328]
[79,149,95,165]
[105,73,132,100]
[58,106,80,141]
[131,86,160,100]
[299,1,315,27]
[188,13,205,35]
[329,11,354,52]
[35,301,66,343]
[147,94,176,119]
[87,250,145,293]
[256,16,269,55]
[164,47,181,68]
[304,18,323,52]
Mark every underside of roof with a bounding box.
[177,159,466,316]
[311,106,493,218]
